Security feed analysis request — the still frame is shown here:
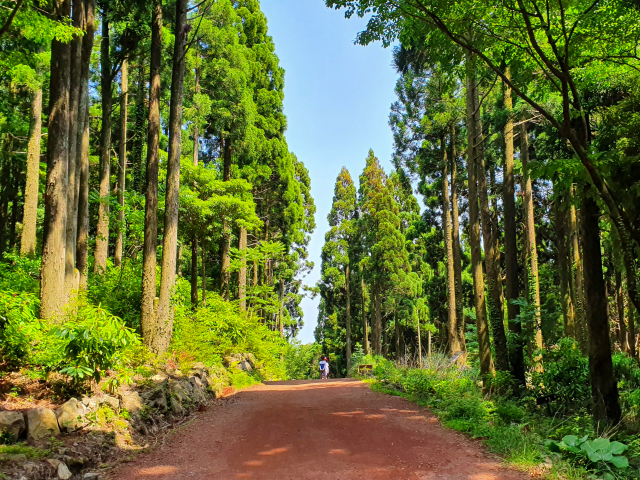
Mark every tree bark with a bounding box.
[40,0,71,320]
[345,264,352,371]
[132,58,146,193]
[202,236,207,307]
[278,277,285,337]
[220,139,232,299]
[442,135,460,357]
[75,0,95,289]
[616,269,628,353]
[193,62,200,166]
[95,9,112,273]
[476,84,508,372]
[190,236,198,307]
[623,247,639,359]
[21,79,43,258]
[239,226,247,311]
[521,123,544,352]
[372,282,382,356]
[466,53,494,376]
[450,128,466,353]
[63,0,84,299]
[114,58,128,267]
[361,267,369,355]
[141,0,162,347]
[581,190,621,424]
[569,191,586,350]
[0,137,12,253]
[503,76,524,383]
[151,0,188,354]
[555,186,575,339]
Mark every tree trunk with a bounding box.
[220,139,232,299]
[442,135,460,357]
[193,62,200,166]
[555,186,575,339]
[202,236,207,307]
[239,226,247,311]
[278,277,285,337]
[466,53,494,376]
[8,163,19,249]
[450,128,466,353]
[115,58,128,267]
[623,247,639,359]
[0,138,12,253]
[372,283,382,356]
[190,236,198,307]
[75,0,95,289]
[132,58,146,193]
[521,123,544,352]
[21,79,42,258]
[40,0,71,320]
[151,0,188,354]
[63,0,83,299]
[581,189,621,424]
[616,269,628,352]
[141,0,162,347]
[345,264,352,371]
[95,10,112,273]
[569,191,586,350]
[503,77,524,383]
[476,85,508,372]
[361,267,369,355]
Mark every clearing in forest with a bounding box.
[113,379,529,479]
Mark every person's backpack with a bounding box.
[319,361,326,372]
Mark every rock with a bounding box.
[141,384,168,412]
[188,376,207,403]
[23,461,38,473]
[83,473,101,479]
[56,398,87,432]
[101,394,120,411]
[224,353,255,373]
[120,391,143,415]
[151,373,167,383]
[26,408,60,441]
[46,459,61,468]
[0,410,26,438]
[58,461,72,479]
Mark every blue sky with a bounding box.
[260,0,400,343]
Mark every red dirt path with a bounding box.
[113,379,531,479]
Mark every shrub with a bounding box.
[0,290,41,365]
[284,342,322,380]
[51,304,139,383]
[171,294,287,380]
[529,338,590,414]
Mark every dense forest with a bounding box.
[0,0,317,387]
[316,0,640,436]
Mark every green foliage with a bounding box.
[546,435,630,478]
[529,338,590,414]
[51,305,140,383]
[0,290,41,364]
[284,342,322,380]
[171,294,287,380]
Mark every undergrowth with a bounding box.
[353,353,640,480]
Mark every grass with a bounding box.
[0,444,51,460]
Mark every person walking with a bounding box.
[319,357,329,380]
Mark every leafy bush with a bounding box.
[50,305,139,383]
[284,342,322,380]
[0,253,41,294]
[529,338,590,414]
[546,435,629,479]
[171,294,287,380]
[0,290,42,364]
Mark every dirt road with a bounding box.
[114,379,530,479]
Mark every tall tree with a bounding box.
[140,0,162,347]
[114,58,128,267]
[40,0,72,320]
[94,3,112,273]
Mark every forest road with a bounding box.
[113,379,530,480]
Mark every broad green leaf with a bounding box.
[562,435,579,447]
[609,441,628,455]
[610,455,629,469]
